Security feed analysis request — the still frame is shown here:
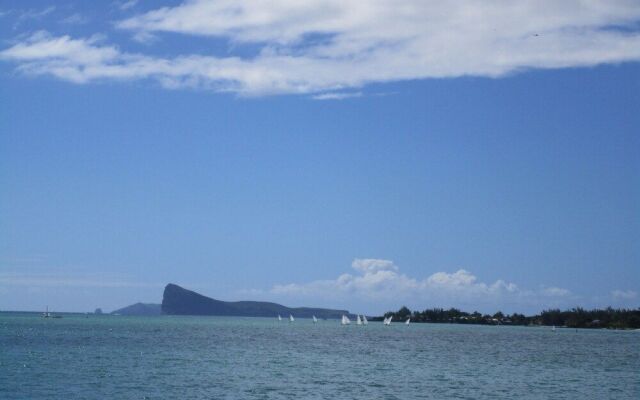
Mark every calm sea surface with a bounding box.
[1,313,638,399]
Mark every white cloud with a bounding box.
[312,91,362,100]
[611,289,637,300]
[268,258,573,313]
[0,32,119,71]
[351,258,398,273]
[2,1,640,95]
[427,269,478,287]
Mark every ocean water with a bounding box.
[1,313,638,399]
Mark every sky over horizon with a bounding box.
[0,0,639,315]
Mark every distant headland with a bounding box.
[377,306,640,329]
[158,283,351,319]
[112,302,161,316]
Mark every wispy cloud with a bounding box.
[312,91,362,100]
[117,0,139,12]
[130,30,159,44]
[611,289,637,300]
[1,1,640,95]
[0,272,162,289]
[60,13,89,25]
[12,6,55,28]
[19,6,55,20]
[540,287,572,297]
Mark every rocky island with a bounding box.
[161,283,350,319]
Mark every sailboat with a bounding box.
[312,315,318,323]
[289,314,295,322]
[42,306,62,319]
[341,315,351,325]
[552,325,556,332]
[384,316,393,326]
[405,318,410,325]
[278,315,282,321]
[356,315,362,325]
[362,315,368,325]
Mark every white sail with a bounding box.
[278,314,282,321]
[356,315,362,325]
[405,318,410,325]
[341,315,351,325]
[363,315,368,325]
[312,315,318,323]
[384,316,393,326]
[289,314,295,322]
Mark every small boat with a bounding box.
[42,306,61,318]
[341,315,351,325]
[405,318,410,325]
[312,315,318,323]
[289,314,295,322]
[384,316,393,326]
[278,315,282,321]
[362,315,368,325]
[356,315,362,325]
[552,325,556,332]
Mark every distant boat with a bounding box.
[362,315,368,325]
[341,315,351,325]
[552,325,556,332]
[405,318,410,325]
[42,306,61,319]
[278,315,282,321]
[312,315,318,323]
[383,316,393,326]
[356,315,362,325]
[289,314,295,322]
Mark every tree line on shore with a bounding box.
[373,306,640,329]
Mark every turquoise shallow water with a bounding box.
[1,313,638,399]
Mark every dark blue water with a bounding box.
[1,313,638,399]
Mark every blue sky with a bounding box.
[0,0,639,314]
